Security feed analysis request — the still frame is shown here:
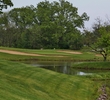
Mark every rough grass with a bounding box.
[0,60,98,100]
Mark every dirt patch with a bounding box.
[0,49,64,57]
[96,54,102,57]
[57,50,82,54]
[0,49,43,56]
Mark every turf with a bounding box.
[0,47,109,99]
[72,61,110,69]
[0,47,103,61]
[0,60,98,100]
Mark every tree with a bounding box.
[0,0,13,13]
[67,29,83,50]
[92,27,110,61]
[82,30,93,47]
[0,0,89,49]
[36,0,89,49]
[29,25,43,49]
[87,18,110,61]
[8,5,36,29]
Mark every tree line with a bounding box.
[0,0,89,49]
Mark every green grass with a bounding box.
[0,47,110,99]
[0,47,69,55]
[0,60,98,100]
[0,47,103,61]
[72,61,110,69]
[71,61,110,99]
[0,52,36,60]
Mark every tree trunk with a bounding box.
[102,53,107,61]
[103,56,107,61]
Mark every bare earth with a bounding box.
[95,54,102,57]
[0,49,82,57]
[57,50,82,54]
[0,49,43,56]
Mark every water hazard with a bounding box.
[23,61,94,75]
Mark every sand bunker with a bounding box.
[57,50,82,54]
[0,49,43,56]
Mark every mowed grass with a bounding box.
[72,61,110,99]
[0,47,107,99]
[72,61,110,69]
[0,47,103,61]
[0,60,98,100]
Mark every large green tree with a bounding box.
[0,0,89,49]
[36,0,89,49]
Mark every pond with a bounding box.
[22,61,100,76]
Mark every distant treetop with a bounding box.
[0,0,13,13]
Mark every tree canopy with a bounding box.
[0,0,89,49]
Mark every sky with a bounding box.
[4,0,110,30]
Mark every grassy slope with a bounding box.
[72,62,110,69]
[0,60,98,100]
[72,61,110,99]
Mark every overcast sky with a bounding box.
[4,0,110,29]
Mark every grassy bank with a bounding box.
[72,61,110,69]
[0,60,98,100]
[71,61,110,99]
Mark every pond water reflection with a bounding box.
[23,61,94,75]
